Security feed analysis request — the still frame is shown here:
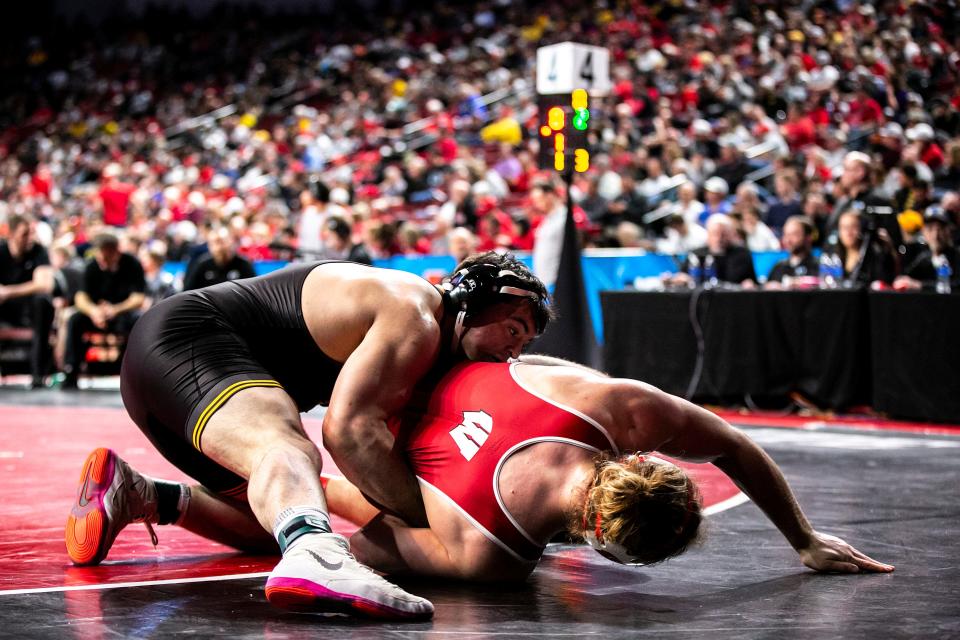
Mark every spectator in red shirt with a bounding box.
[781,103,818,150]
[845,86,884,129]
[98,164,135,228]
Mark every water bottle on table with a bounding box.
[688,253,702,288]
[820,252,837,289]
[704,254,718,288]
[935,255,952,294]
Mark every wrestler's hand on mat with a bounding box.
[797,531,894,573]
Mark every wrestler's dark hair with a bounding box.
[447,251,553,334]
[571,453,703,565]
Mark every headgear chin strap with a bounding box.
[583,520,645,565]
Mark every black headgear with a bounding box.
[441,263,544,345]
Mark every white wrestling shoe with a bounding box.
[65,448,159,566]
[264,533,434,620]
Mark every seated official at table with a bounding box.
[765,216,820,289]
[893,206,960,291]
[664,214,757,288]
[829,209,897,287]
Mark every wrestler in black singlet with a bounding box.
[121,262,346,495]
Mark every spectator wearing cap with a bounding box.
[62,232,146,389]
[906,124,944,172]
[897,209,927,269]
[324,216,372,265]
[183,226,256,291]
[874,123,906,172]
[697,177,732,226]
[894,207,960,291]
[665,214,757,288]
[765,216,819,288]
[765,171,803,235]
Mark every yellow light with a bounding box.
[540,125,551,137]
[574,148,590,172]
[548,107,565,131]
[572,89,588,110]
[554,151,565,171]
[555,133,565,152]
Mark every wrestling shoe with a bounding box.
[264,533,434,620]
[65,447,159,566]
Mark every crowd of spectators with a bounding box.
[2,0,960,385]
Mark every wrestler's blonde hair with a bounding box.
[572,453,702,565]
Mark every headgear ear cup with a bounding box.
[444,263,502,309]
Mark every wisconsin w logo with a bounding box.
[449,411,493,461]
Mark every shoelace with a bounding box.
[143,522,159,547]
[124,471,159,548]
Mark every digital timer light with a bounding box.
[537,89,590,173]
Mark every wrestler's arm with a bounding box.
[322,303,439,528]
[350,512,535,582]
[625,384,894,573]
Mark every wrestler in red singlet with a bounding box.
[389,362,619,563]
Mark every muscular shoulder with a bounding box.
[302,262,443,360]
[603,378,687,452]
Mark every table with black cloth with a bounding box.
[869,292,960,423]
[602,289,960,422]
[601,289,871,411]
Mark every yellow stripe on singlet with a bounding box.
[191,379,283,452]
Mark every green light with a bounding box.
[573,108,590,131]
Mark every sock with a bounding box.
[273,506,332,554]
[155,481,190,525]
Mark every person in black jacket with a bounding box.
[182,226,256,291]
[831,209,898,287]
[894,206,960,291]
[765,216,820,288]
[0,214,54,387]
[665,214,757,288]
[62,232,146,389]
